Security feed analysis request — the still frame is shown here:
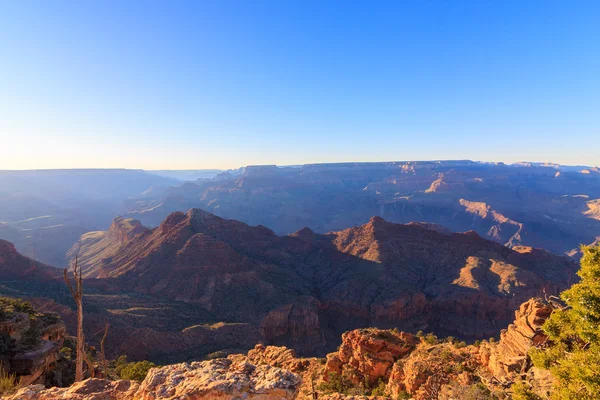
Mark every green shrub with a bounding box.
[512,380,542,400]
[370,378,387,396]
[113,355,156,382]
[318,371,355,395]
[424,333,438,345]
[60,346,73,360]
[118,360,156,382]
[396,390,411,399]
[440,348,453,361]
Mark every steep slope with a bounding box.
[0,240,61,282]
[67,217,149,276]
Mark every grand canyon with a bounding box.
[1,162,598,399]
[3,2,600,398]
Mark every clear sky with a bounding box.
[1,1,599,169]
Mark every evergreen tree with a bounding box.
[530,245,600,399]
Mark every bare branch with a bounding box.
[63,267,77,299]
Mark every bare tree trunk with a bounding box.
[100,323,109,378]
[83,351,95,378]
[64,255,85,382]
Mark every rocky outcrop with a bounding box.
[0,297,67,386]
[9,354,302,400]
[247,344,314,373]
[386,344,479,400]
[317,298,556,399]
[478,298,552,382]
[324,329,416,386]
[138,357,300,399]
[7,379,140,400]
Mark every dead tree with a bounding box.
[100,323,109,378]
[83,351,95,378]
[64,255,85,382]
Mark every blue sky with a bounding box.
[1,1,599,169]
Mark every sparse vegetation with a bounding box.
[512,380,542,400]
[113,355,156,382]
[396,390,411,399]
[424,332,439,345]
[446,382,497,400]
[0,364,20,396]
[370,378,387,396]
[317,371,355,395]
[0,298,34,319]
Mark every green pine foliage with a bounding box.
[113,355,156,382]
[530,245,600,400]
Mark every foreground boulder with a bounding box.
[8,355,302,400]
[7,379,139,400]
[324,329,416,386]
[137,357,301,399]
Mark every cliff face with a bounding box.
[477,298,554,395]
[66,216,148,277]
[0,297,67,387]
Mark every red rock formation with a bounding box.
[324,329,416,386]
[478,298,552,381]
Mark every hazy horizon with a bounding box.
[2,1,599,169]
[0,158,598,172]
